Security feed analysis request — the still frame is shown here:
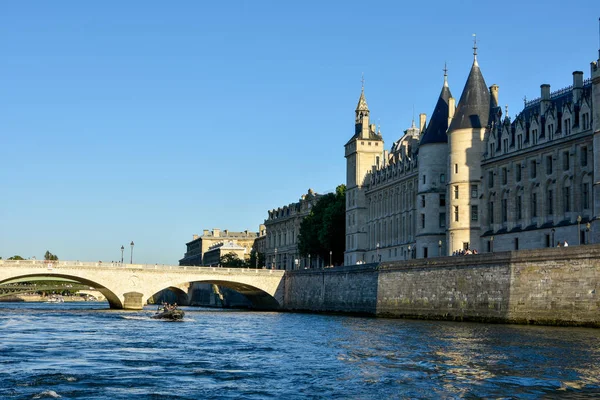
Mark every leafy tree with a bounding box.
[219,252,246,268]
[44,251,58,261]
[248,249,266,269]
[298,184,346,266]
[7,255,24,260]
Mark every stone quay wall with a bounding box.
[283,245,600,327]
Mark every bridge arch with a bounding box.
[0,273,123,309]
[145,279,280,310]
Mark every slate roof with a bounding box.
[420,76,452,145]
[356,90,369,112]
[448,59,490,131]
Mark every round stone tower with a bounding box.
[416,69,453,258]
[446,46,490,254]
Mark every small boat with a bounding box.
[151,308,184,321]
[46,295,64,303]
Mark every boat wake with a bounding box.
[120,315,149,321]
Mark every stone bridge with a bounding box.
[0,260,285,310]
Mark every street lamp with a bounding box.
[438,240,442,257]
[407,245,411,260]
[551,228,555,247]
[308,254,311,268]
[120,245,124,264]
[450,232,454,253]
[329,250,332,267]
[295,258,299,270]
[130,241,134,264]
[586,222,591,245]
[274,248,277,270]
[577,215,582,245]
[376,242,380,262]
[490,236,494,253]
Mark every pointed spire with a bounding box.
[356,73,369,112]
[472,34,478,66]
[447,46,489,131]
[420,68,453,145]
[443,62,448,87]
[361,72,365,93]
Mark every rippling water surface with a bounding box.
[1,302,599,399]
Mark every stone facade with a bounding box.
[179,228,262,266]
[202,241,247,266]
[284,245,600,327]
[264,189,322,270]
[345,46,600,263]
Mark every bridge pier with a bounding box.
[123,292,144,310]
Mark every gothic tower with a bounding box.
[416,68,453,257]
[344,83,384,265]
[446,44,490,254]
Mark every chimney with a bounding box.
[448,97,456,125]
[490,84,499,109]
[573,71,584,104]
[213,228,220,237]
[202,229,209,236]
[540,84,551,100]
[419,113,427,133]
[540,84,551,114]
[193,234,199,241]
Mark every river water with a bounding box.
[1,302,599,399]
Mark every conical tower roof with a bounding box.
[356,89,369,112]
[420,73,452,145]
[448,58,489,131]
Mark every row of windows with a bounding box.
[493,113,590,156]
[419,187,478,210]
[368,182,417,220]
[488,183,590,223]
[420,205,478,229]
[488,146,588,188]
[369,214,414,248]
[422,173,446,185]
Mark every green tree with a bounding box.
[44,251,58,261]
[219,252,246,268]
[248,249,266,269]
[298,184,346,266]
[7,255,24,260]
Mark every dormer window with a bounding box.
[582,113,590,130]
[564,118,571,135]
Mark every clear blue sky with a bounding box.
[1,1,598,264]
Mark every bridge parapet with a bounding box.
[0,260,285,276]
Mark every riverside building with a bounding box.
[264,189,322,270]
[345,43,600,265]
[179,227,263,266]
